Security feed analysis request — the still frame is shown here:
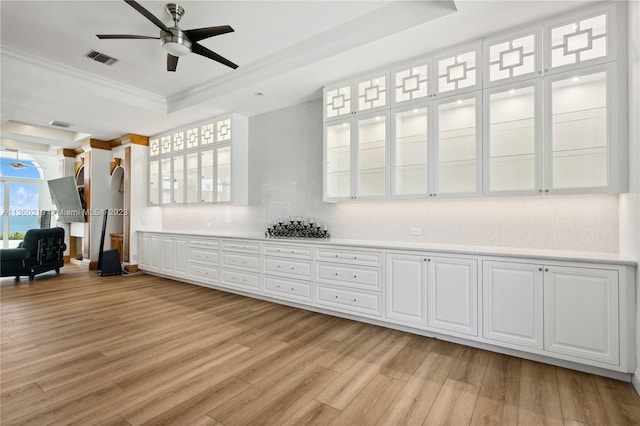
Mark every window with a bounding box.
[0,157,43,248]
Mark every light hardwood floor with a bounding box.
[1,265,639,426]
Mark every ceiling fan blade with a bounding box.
[192,42,238,69]
[167,54,179,72]
[97,34,160,39]
[184,25,234,42]
[124,0,170,32]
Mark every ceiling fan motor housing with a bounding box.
[161,27,192,56]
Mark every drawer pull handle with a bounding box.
[277,249,281,252]
[353,256,357,260]
[277,265,281,268]
[353,298,357,302]
[353,275,357,278]
[291,267,295,270]
[277,285,281,288]
[335,273,339,276]
[291,250,295,254]
[335,254,339,258]
[291,287,295,291]
[335,295,339,299]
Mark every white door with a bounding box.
[385,254,428,326]
[427,256,478,335]
[544,266,619,365]
[174,238,188,275]
[149,236,162,271]
[483,261,543,349]
[161,238,175,274]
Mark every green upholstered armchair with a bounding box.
[0,227,66,281]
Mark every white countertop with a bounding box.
[138,230,637,266]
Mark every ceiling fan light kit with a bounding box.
[96,0,238,72]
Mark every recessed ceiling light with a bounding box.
[572,76,580,82]
[49,120,73,128]
[509,89,516,94]
[254,92,264,96]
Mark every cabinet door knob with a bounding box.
[353,298,357,302]
[538,267,543,271]
[335,273,339,276]
[545,268,549,272]
[335,295,339,299]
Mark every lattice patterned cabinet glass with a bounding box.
[172,131,185,152]
[326,122,352,198]
[201,122,214,145]
[394,108,429,196]
[488,34,537,83]
[394,63,429,104]
[488,86,537,192]
[217,146,231,202]
[438,50,477,94]
[160,135,172,155]
[358,76,386,112]
[325,86,351,119]
[186,127,199,149]
[149,138,160,157]
[200,149,215,202]
[550,71,607,189]
[437,97,477,194]
[216,119,232,142]
[357,115,387,197]
[550,12,607,69]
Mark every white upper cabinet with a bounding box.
[544,64,617,193]
[544,4,615,75]
[483,28,541,87]
[324,111,389,201]
[324,71,389,121]
[433,92,482,197]
[323,2,626,202]
[148,114,248,205]
[483,81,542,195]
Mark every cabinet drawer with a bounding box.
[264,258,312,280]
[264,276,312,302]
[316,263,381,290]
[263,244,313,259]
[222,253,260,271]
[190,239,220,250]
[222,240,261,254]
[317,285,382,316]
[189,264,219,282]
[316,248,382,267]
[189,249,220,264]
[222,270,260,290]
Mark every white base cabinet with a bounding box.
[483,261,544,349]
[137,231,635,377]
[544,266,619,365]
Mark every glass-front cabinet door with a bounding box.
[434,93,482,196]
[217,146,232,202]
[200,149,215,202]
[483,29,540,88]
[391,59,430,106]
[545,65,610,192]
[172,155,184,203]
[149,159,160,205]
[484,82,541,195]
[161,158,171,204]
[391,105,430,197]
[324,119,352,200]
[356,113,388,198]
[185,153,199,203]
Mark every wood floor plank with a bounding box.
[470,352,521,426]
[517,360,564,426]
[557,368,611,425]
[2,266,639,426]
[329,373,406,425]
[423,378,480,425]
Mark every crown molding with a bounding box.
[1,46,167,114]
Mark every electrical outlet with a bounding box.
[410,227,422,236]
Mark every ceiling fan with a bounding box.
[2,149,45,170]
[97,0,238,72]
